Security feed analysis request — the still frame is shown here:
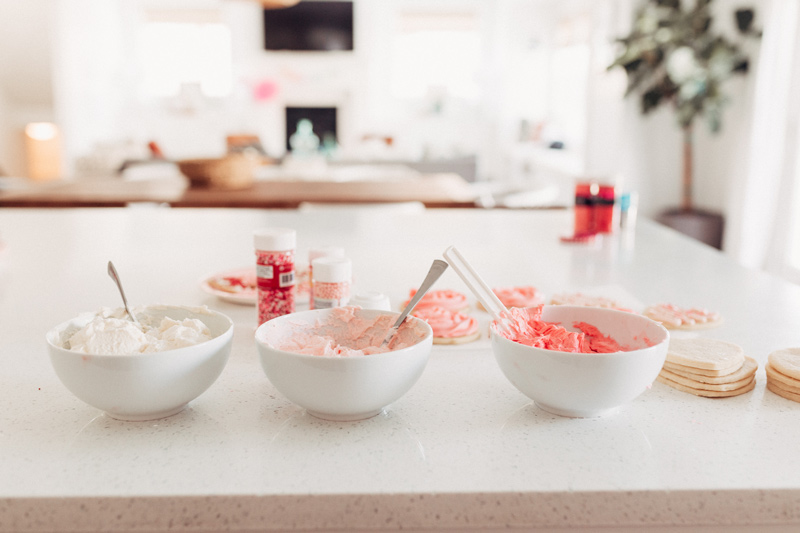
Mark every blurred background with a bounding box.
[0,0,798,282]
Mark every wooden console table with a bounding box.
[0,173,480,209]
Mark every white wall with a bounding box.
[0,88,10,176]
[610,0,760,218]
[0,0,762,223]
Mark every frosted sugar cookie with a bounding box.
[656,374,755,398]
[663,356,757,385]
[767,348,800,381]
[550,293,631,312]
[665,338,745,371]
[476,286,544,312]
[207,268,256,294]
[412,306,480,345]
[643,303,721,330]
[402,289,469,313]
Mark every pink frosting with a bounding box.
[269,307,425,356]
[403,289,467,312]
[412,306,478,338]
[493,306,628,353]
[643,303,719,327]
[492,286,545,308]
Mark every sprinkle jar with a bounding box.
[254,228,296,325]
[311,257,351,309]
[308,246,345,310]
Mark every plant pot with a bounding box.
[657,208,724,249]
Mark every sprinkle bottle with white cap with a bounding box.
[311,256,351,309]
[308,246,345,309]
[254,228,296,324]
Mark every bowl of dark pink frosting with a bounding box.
[490,305,669,417]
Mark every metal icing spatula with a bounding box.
[381,259,449,347]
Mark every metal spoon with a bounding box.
[107,261,139,325]
[381,259,449,347]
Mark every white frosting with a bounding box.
[66,307,213,355]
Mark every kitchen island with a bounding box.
[1,207,800,532]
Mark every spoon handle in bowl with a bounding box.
[382,259,449,346]
[442,246,508,322]
[107,261,140,325]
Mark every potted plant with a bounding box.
[608,0,759,248]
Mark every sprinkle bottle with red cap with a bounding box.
[254,228,296,324]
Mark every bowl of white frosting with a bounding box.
[255,306,433,421]
[46,305,233,421]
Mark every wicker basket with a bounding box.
[177,155,258,190]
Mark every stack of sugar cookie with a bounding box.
[657,338,757,397]
[765,348,800,403]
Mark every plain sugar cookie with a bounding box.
[765,363,800,391]
[657,374,755,398]
[663,359,742,378]
[666,338,745,371]
[767,348,800,381]
[663,357,757,384]
[658,367,754,392]
[767,380,800,403]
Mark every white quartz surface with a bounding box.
[1,207,800,532]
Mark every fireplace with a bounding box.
[285,106,337,152]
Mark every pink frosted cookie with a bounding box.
[549,292,631,312]
[207,269,257,295]
[412,306,480,345]
[477,286,545,311]
[643,303,722,330]
[402,289,469,313]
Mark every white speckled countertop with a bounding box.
[2,207,800,532]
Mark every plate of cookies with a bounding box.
[200,267,258,305]
[201,266,311,305]
[643,303,722,330]
[401,289,481,345]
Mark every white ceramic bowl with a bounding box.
[491,305,669,418]
[46,305,233,421]
[255,308,433,421]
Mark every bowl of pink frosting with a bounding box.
[491,305,669,418]
[255,306,433,421]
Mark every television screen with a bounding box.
[263,1,354,51]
